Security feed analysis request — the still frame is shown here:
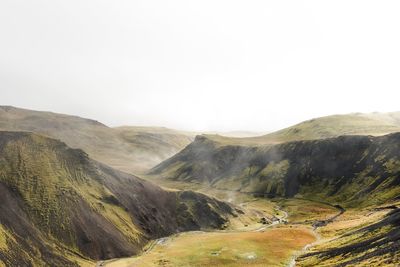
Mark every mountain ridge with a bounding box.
[151,132,400,207]
[201,112,400,146]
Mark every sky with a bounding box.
[1,1,400,132]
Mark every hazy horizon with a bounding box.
[2,104,400,135]
[2,1,400,132]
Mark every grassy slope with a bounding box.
[298,205,400,267]
[0,106,194,174]
[256,113,400,143]
[0,131,236,266]
[202,112,400,146]
[278,198,339,224]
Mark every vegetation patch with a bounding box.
[105,227,316,267]
[0,225,8,251]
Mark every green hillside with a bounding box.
[298,207,400,266]
[0,131,235,266]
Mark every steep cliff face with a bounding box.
[0,132,234,266]
[151,133,400,206]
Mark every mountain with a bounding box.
[0,106,194,174]
[201,112,400,146]
[258,112,400,143]
[149,112,400,266]
[0,131,235,266]
[151,132,400,207]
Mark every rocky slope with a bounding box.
[0,131,235,266]
[0,106,194,174]
[151,133,400,207]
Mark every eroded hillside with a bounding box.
[0,131,235,266]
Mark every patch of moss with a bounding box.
[68,181,142,244]
[384,158,400,174]
[242,160,289,195]
[259,160,290,178]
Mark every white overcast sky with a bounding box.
[1,1,399,132]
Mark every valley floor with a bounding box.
[98,178,356,267]
[94,177,399,267]
[100,226,315,267]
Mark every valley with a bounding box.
[110,189,397,266]
[97,181,355,267]
[3,0,400,265]
[97,192,317,267]
[0,108,399,266]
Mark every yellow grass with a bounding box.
[279,198,338,224]
[104,226,315,267]
[0,225,11,251]
[317,208,388,239]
